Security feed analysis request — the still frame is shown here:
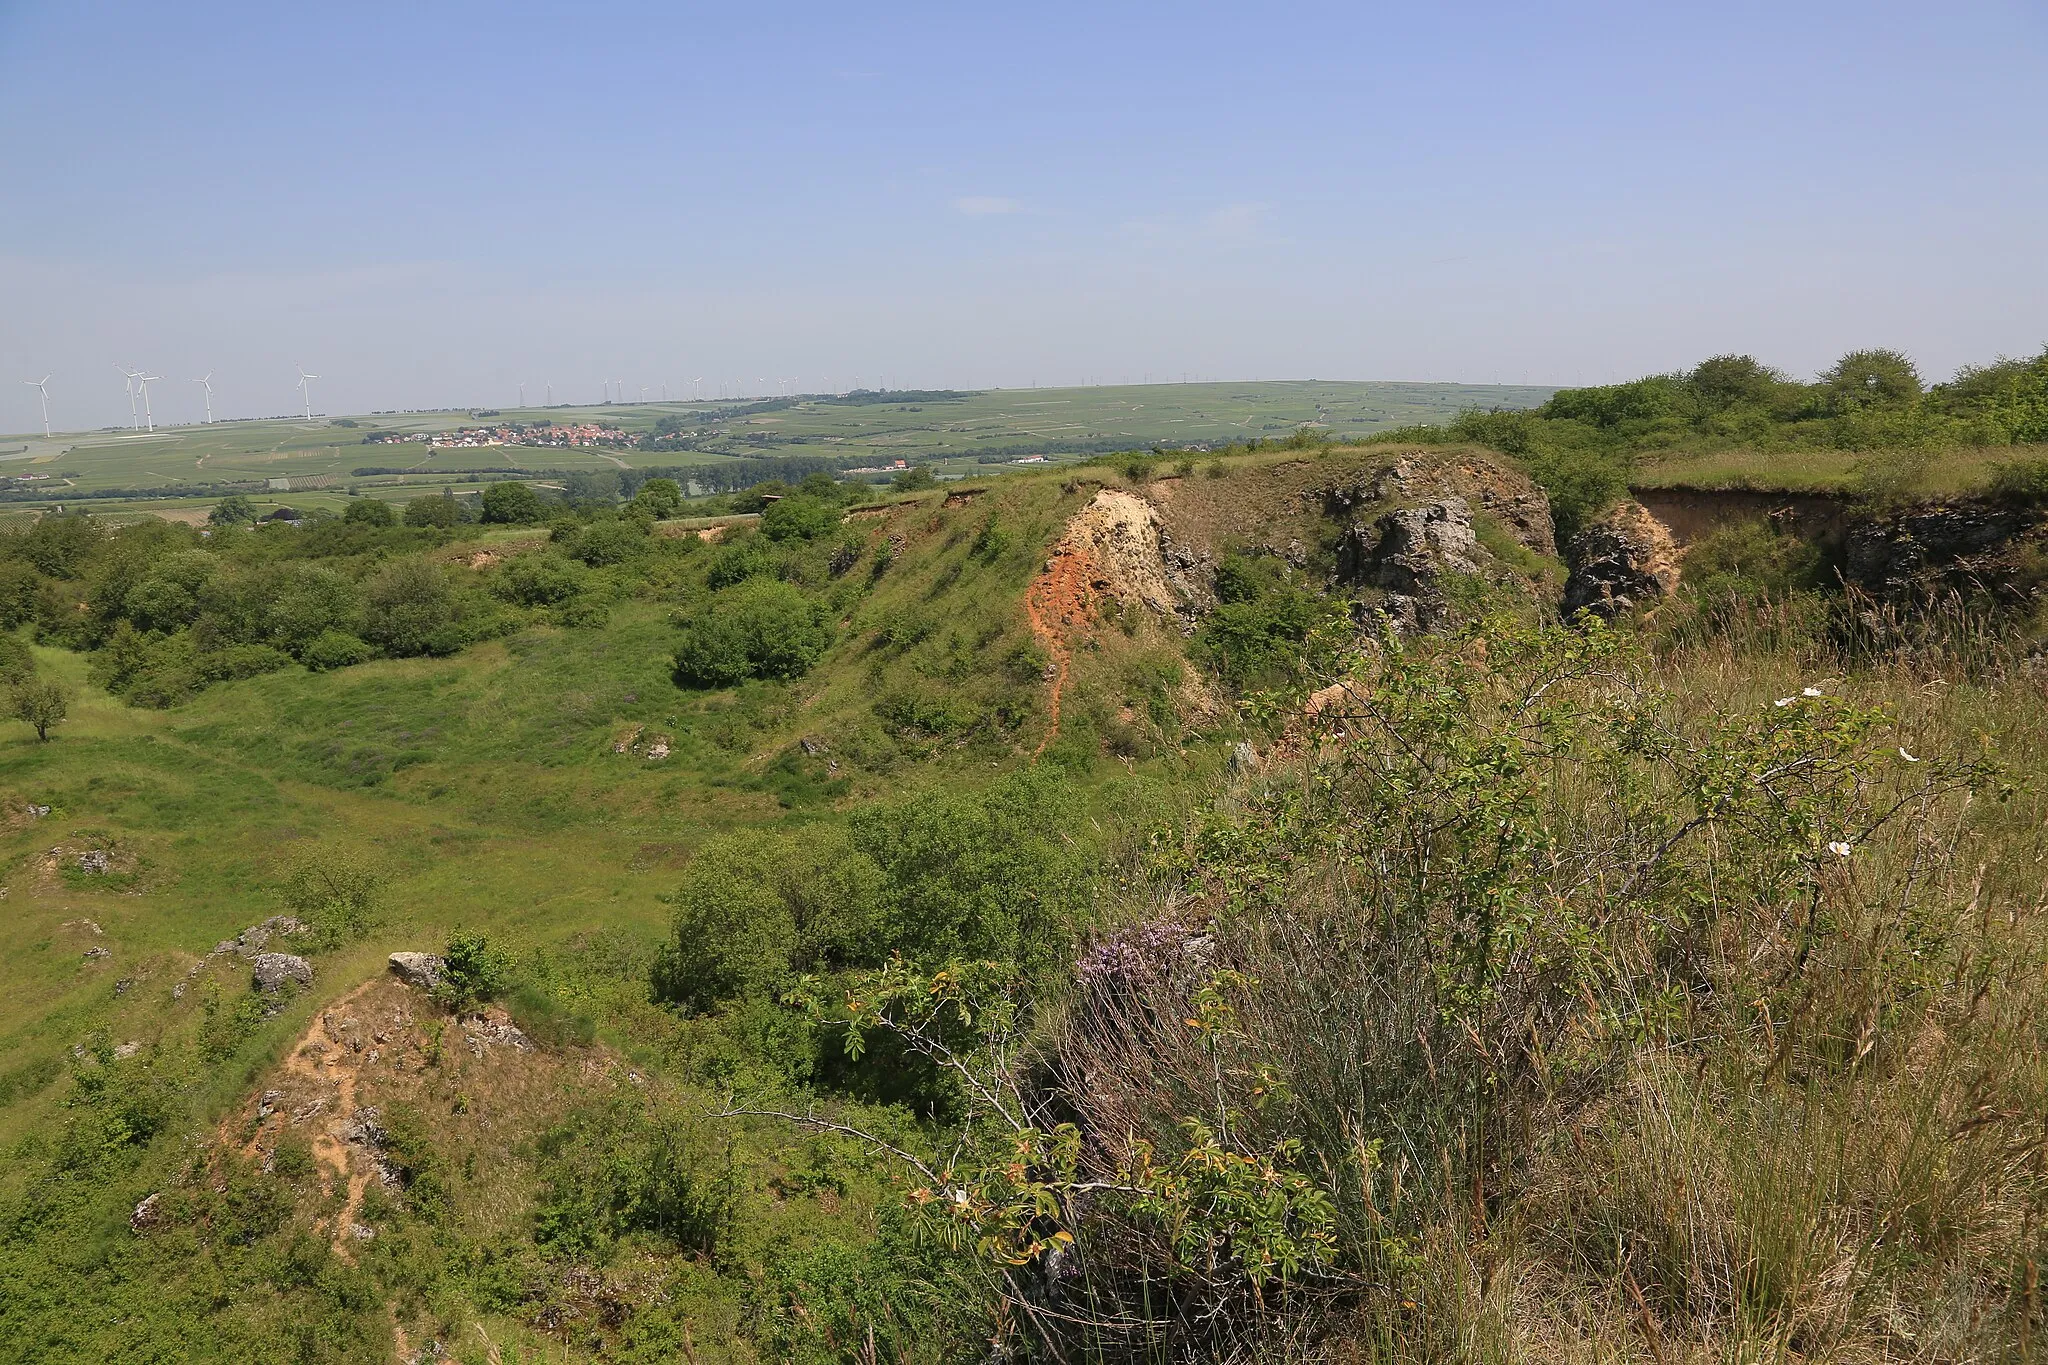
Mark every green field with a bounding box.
[0,380,1553,513]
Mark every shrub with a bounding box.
[705,535,775,588]
[1986,456,2048,507]
[760,495,840,542]
[650,840,799,1013]
[891,466,936,492]
[0,633,34,687]
[300,629,373,671]
[279,847,385,942]
[672,578,830,688]
[495,553,583,606]
[435,930,511,1010]
[261,564,363,656]
[1821,347,1923,412]
[1194,555,1348,691]
[566,516,647,567]
[363,557,461,656]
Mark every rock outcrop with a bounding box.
[388,952,446,990]
[252,953,314,993]
[1337,496,1482,631]
[1844,499,2039,601]
[1563,501,1681,620]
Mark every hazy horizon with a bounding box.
[4,0,2044,431]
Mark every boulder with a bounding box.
[130,1192,162,1233]
[1564,502,1680,620]
[251,953,313,993]
[388,951,446,990]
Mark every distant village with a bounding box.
[367,422,632,450]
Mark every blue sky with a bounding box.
[2,0,2044,429]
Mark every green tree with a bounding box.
[342,498,397,527]
[630,477,685,519]
[481,480,547,524]
[404,492,462,528]
[1687,354,1783,412]
[10,678,68,742]
[1821,348,1923,412]
[209,495,257,527]
[891,465,937,492]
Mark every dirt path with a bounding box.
[228,979,395,1258]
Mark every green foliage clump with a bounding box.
[672,578,830,688]
[403,492,464,527]
[434,930,512,1010]
[481,480,547,524]
[652,771,1090,1016]
[629,477,685,519]
[279,846,385,943]
[209,494,258,527]
[493,553,584,606]
[760,495,841,542]
[10,676,68,740]
[532,1096,734,1259]
[561,515,649,567]
[891,465,936,492]
[363,557,462,657]
[342,498,396,527]
[1194,553,1348,691]
[1679,518,1827,607]
[300,628,373,671]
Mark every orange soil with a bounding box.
[1024,537,1099,757]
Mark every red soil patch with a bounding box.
[1024,538,1098,757]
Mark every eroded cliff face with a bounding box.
[1563,501,1683,620]
[1843,500,2045,603]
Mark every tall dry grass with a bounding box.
[1048,613,2048,1361]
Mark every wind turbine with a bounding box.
[118,366,141,429]
[639,385,647,403]
[519,381,527,408]
[296,366,319,420]
[693,377,703,400]
[135,373,162,432]
[22,377,51,437]
[190,373,214,424]
[546,381,553,406]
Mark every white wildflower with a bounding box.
[1826,841,1852,858]
[1774,697,1795,708]
[1803,687,1824,698]
[1898,747,1919,763]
